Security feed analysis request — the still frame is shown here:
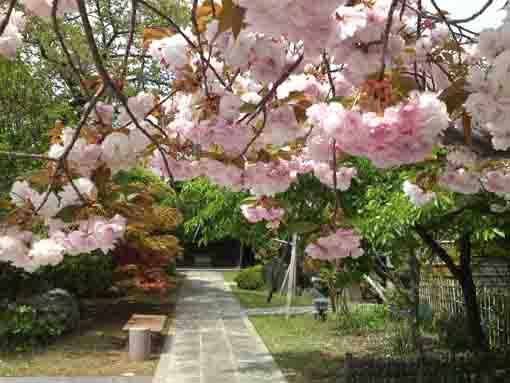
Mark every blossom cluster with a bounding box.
[307,92,449,168]
[241,203,285,229]
[465,13,510,150]
[305,229,364,261]
[3,0,510,271]
[0,8,25,58]
[10,178,97,219]
[0,214,125,272]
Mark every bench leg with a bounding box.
[129,328,151,361]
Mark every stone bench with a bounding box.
[123,314,167,361]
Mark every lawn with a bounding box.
[249,309,392,383]
[223,270,314,309]
[0,275,184,377]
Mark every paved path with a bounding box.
[153,271,286,383]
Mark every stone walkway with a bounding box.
[153,271,286,383]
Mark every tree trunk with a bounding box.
[414,226,489,351]
[409,250,421,353]
[458,235,489,351]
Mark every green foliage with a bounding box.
[336,304,390,333]
[234,265,264,290]
[0,262,27,301]
[382,321,415,355]
[0,57,74,187]
[435,311,476,352]
[169,177,271,248]
[39,252,115,298]
[114,167,175,203]
[0,305,66,351]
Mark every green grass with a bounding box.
[250,313,389,383]
[223,271,313,309]
[222,270,240,283]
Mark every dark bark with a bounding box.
[458,234,489,351]
[409,251,421,353]
[414,226,489,351]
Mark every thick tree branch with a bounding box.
[414,224,461,278]
[0,0,17,37]
[77,0,174,184]
[379,0,399,81]
[121,0,137,83]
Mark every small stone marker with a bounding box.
[129,327,151,361]
[123,314,166,361]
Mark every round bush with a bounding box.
[39,252,115,298]
[234,265,264,290]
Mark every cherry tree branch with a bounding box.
[77,0,174,184]
[137,0,230,90]
[0,151,56,161]
[52,0,85,86]
[0,0,17,37]
[137,0,197,49]
[240,52,305,125]
[429,0,462,63]
[379,0,400,81]
[121,0,138,83]
[34,85,104,214]
[191,0,209,96]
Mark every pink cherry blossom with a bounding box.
[306,228,363,261]
[439,168,481,195]
[403,181,436,207]
[313,163,357,190]
[483,170,510,196]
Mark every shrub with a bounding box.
[0,261,26,301]
[336,304,389,333]
[40,252,115,298]
[435,311,474,352]
[235,265,264,290]
[0,304,67,351]
[383,321,415,355]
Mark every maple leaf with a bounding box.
[218,0,245,39]
[142,26,175,50]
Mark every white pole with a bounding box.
[286,233,298,319]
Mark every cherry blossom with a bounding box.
[241,203,285,229]
[306,229,363,261]
[313,163,357,190]
[482,170,510,197]
[403,181,436,207]
[439,168,482,195]
[0,9,25,58]
[59,178,98,207]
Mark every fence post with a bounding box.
[416,354,423,383]
[481,352,493,383]
[345,353,353,383]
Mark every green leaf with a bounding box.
[56,205,82,223]
[241,196,258,205]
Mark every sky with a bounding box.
[423,0,507,31]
